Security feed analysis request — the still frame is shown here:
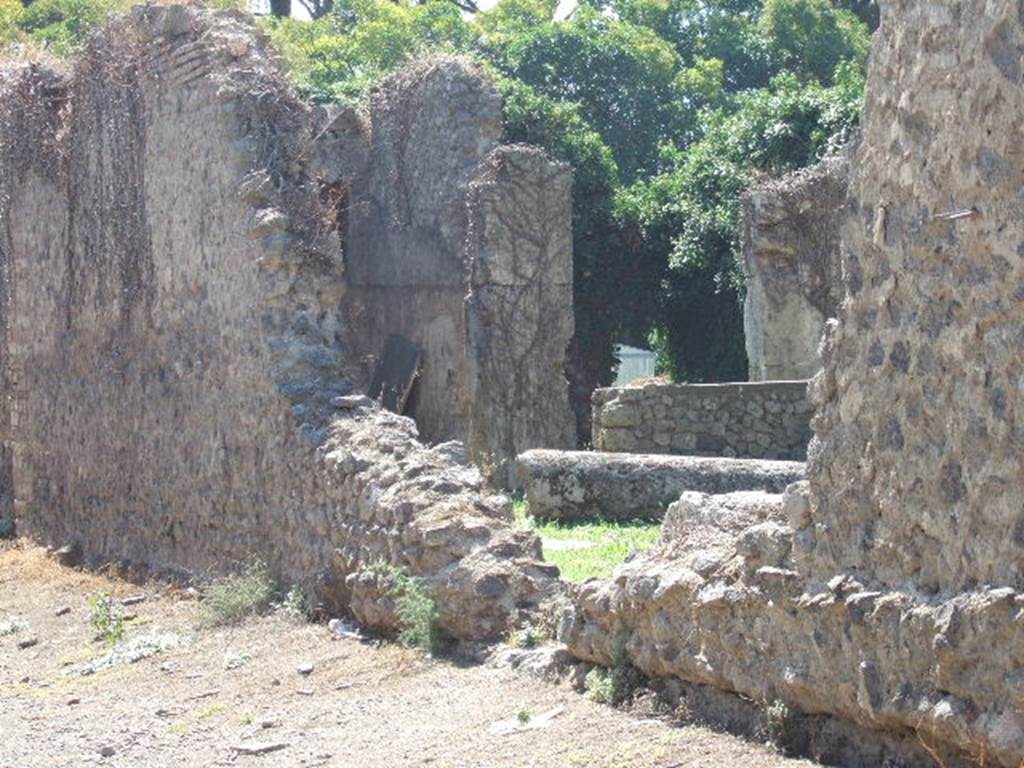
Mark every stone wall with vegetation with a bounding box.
[741,154,848,382]
[340,58,576,485]
[561,3,1024,765]
[592,381,812,461]
[0,6,560,640]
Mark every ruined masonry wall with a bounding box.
[343,61,575,482]
[0,6,559,640]
[742,153,847,382]
[808,0,1024,595]
[592,381,812,461]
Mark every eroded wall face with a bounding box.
[742,155,847,382]
[345,59,503,444]
[344,62,576,475]
[809,0,1024,594]
[465,146,575,484]
[1,12,346,577]
[0,9,560,641]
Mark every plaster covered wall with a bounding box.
[0,7,560,639]
[592,380,812,460]
[343,60,576,482]
[742,154,847,382]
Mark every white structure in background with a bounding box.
[613,344,657,386]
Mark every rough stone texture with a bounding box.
[592,380,812,461]
[516,449,804,521]
[344,60,575,483]
[562,484,1021,768]
[562,3,1024,764]
[464,146,576,484]
[742,153,848,382]
[0,7,560,640]
[808,0,1024,596]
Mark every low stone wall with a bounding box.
[592,381,813,461]
[561,485,1011,768]
[516,449,805,521]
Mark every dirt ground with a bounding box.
[0,542,822,768]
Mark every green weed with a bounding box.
[89,594,125,645]
[371,561,445,654]
[508,623,547,649]
[0,615,27,636]
[275,583,309,619]
[584,664,644,705]
[201,559,277,626]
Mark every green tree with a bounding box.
[15,0,124,54]
[759,0,870,84]
[618,65,864,381]
[265,0,477,104]
[483,6,689,180]
[0,0,24,45]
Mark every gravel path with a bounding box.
[0,542,822,768]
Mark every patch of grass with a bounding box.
[513,501,661,582]
[517,706,532,724]
[274,583,309,619]
[64,629,185,676]
[201,559,277,626]
[89,594,125,645]
[223,651,252,670]
[764,698,796,749]
[197,703,225,719]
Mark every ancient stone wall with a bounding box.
[592,381,812,461]
[343,60,575,483]
[0,6,559,640]
[559,3,1024,764]
[741,153,847,381]
[806,0,1024,596]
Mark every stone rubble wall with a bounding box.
[516,449,804,521]
[592,381,812,461]
[0,6,560,640]
[342,59,576,483]
[741,153,848,382]
[563,484,1021,768]
[560,2,1024,764]
[807,0,1024,597]
[464,145,577,485]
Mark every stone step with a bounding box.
[515,449,805,522]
